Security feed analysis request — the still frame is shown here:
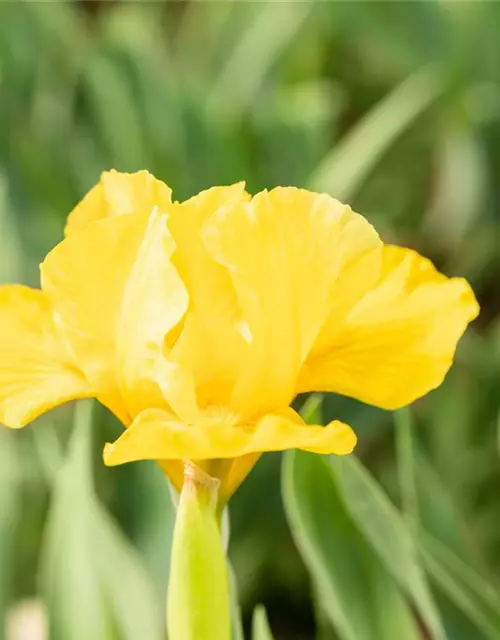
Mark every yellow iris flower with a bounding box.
[0,170,479,497]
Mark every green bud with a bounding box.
[167,463,231,640]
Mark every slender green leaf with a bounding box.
[40,400,163,640]
[206,2,313,121]
[283,450,421,640]
[299,393,324,425]
[425,124,486,253]
[175,0,236,79]
[40,402,108,640]
[395,407,419,524]
[414,451,479,562]
[94,499,164,640]
[124,461,174,605]
[311,579,337,640]
[419,532,500,639]
[497,407,500,464]
[0,174,23,282]
[83,54,147,170]
[229,564,245,640]
[252,604,274,640]
[309,66,444,201]
[330,455,445,640]
[0,431,21,640]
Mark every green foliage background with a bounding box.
[1,2,500,639]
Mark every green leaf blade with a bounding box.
[330,455,445,640]
[282,450,421,640]
[39,400,163,640]
[252,604,275,640]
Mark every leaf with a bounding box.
[419,532,500,639]
[0,431,21,640]
[424,124,487,253]
[0,174,23,282]
[94,499,164,640]
[305,388,500,640]
[311,579,337,640]
[122,459,175,605]
[83,53,147,170]
[206,2,313,122]
[414,451,479,562]
[40,400,163,640]
[299,393,324,425]
[394,407,419,523]
[229,564,245,640]
[282,450,421,640]
[175,0,236,80]
[252,604,274,640]
[330,455,445,640]
[309,66,444,201]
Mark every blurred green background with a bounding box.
[1,2,500,639]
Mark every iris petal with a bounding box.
[168,184,250,408]
[103,406,356,465]
[203,187,381,418]
[65,169,172,235]
[41,210,188,423]
[299,245,479,409]
[0,285,90,428]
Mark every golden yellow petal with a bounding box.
[41,210,187,423]
[65,170,172,235]
[103,407,356,465]
[203,187,381,418]
[157,460,186,493]
[299,245,479,409]
[219,453,261,499]
[168,184,250,408]
[155,360,200,424]
[0,285,91,427]
[117,211,188,416]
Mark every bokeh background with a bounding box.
[1,2,500,639]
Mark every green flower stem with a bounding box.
[167,462,231,640]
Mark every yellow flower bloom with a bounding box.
[0,170,479,496]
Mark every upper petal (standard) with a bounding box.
[167,184,250,410]
[203,187,381,418]
[65,170,172,235]
[41,210,188,423]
